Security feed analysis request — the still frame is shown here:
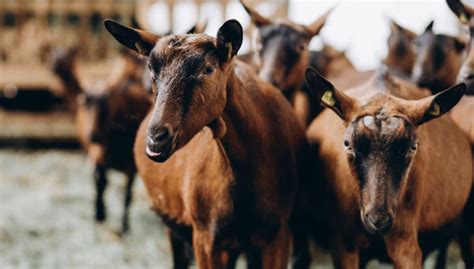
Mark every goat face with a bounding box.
[242,1,332,95]
[305,68,466,235]
[412,21,467,93]
[105,19,243,162]
[343,110,417,235]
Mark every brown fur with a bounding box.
[241,0,333,126]
[447,0,474,94]
[305,69,471,268]
[51,48,151,233]
[412,20,467,94]
[298,46,365,130]
[384,19,417,78]
[447,4,474,264]
[329,69,376,92]
[447,0,474,146]
[308,45,355,79]
[105,19,308,268]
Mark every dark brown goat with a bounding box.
[412,20,467,93]
[305,68,471,268]
[384,19,417,78]
[52,49,151,234]
[105,19,307,268]
[241,0,332,126]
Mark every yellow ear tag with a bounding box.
[430,103,440,116]
[225,42,233,59]
[460,13,468,24]
[321,91,336,106]
[135,41,146,55]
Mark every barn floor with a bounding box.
[0,149,465,269]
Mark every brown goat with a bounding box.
[408,3,474,265]
[446,0,474,264]
[105,19,307,268]
[304,68,471,268]
[412,20,467,94]
[51,49,151,234]
[241,0,332,126]
[413,2,474,166]
[384,19,417,78]
[308,45,355,79]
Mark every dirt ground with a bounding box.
[0,149,466,269]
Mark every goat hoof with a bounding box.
[112,228,128,239]
[120,225,130,236]
[95,211,106,222]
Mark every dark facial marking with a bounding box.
[258,24,309,91]
[349,112,415,183]
[414,33,465,92]
[147,37,217,116]
[345,108,417,234]
[259,24,308,67]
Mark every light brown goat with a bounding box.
[105,19,308,268]
[305,68,471,268]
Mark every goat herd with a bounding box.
[48,0,474,268]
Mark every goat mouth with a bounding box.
[362,217,392,236]
[145,140,174,163]
[146,147,163,157]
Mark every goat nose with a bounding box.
[367,213,391,229]
[150,125,173,144]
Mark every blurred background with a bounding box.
[0,0,469,268]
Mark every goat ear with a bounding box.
[305,7,334,36]
[187,19,208,34]
[423,20,434,33]
[104,19,160,56]
[390,19,417,39]
[408,83,466,125]
[447,0,474,25]
[240,0,271,27]
[454,37,467,52]
[216,20,243,62]
[304,67,359,121]
[389,19,401,33]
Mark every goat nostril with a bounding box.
[156,128,170,141]
[151,126,173,143]
[369,214,390,228]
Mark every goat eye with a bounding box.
[203,66,214,75]
[411,142,418,151]
[297,43,306,52]
[343,140,351,149]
